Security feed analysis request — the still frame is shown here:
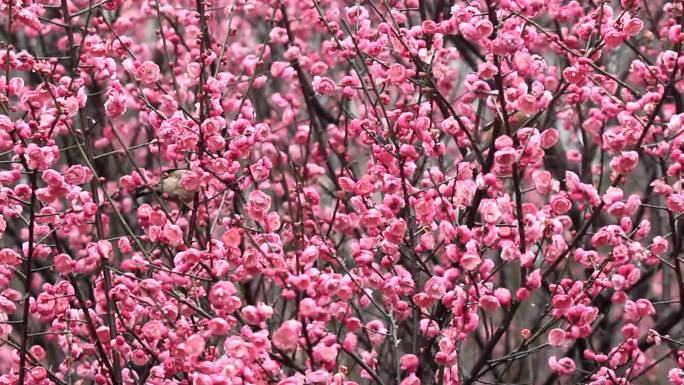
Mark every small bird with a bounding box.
[463,111,530,163]
[481,110,529,135]
[159,169,196,202]
[133,169,195,203]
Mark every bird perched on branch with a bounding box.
[132,169,196,203]
[463,111,530,163]
[159,169,196,202]
[482,110,529,136]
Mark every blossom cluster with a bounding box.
[0,0,683,384]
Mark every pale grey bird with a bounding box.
[132,168,195,202]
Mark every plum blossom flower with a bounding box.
[138,61,160,85]
[548,356,576,375]
[312,76,336,95]
[548,328,567,346]
[273,320,302,352]
[424,276,447,299]
[246,190,272,220]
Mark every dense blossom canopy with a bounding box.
[0,0,683,385]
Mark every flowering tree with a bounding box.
[0,0,684,384]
